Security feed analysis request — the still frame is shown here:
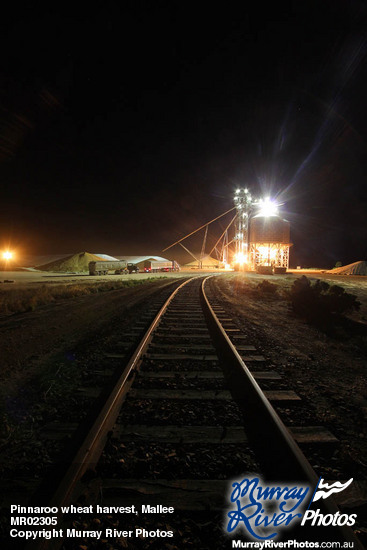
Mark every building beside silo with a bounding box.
[249,214,291,271]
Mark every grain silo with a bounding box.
[249,214,291,271]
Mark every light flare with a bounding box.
[234,252,247,265]
[258,246,277,262]
[258,197,278,217]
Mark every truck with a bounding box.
[143,260,180,273]
[89,260,128,275]
[127,263,140,273]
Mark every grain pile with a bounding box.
[327,260,367,276]
[38,252,105,273]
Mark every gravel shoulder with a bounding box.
[211,273,367,482]
[0,279,184,394]
[0,277,189,475]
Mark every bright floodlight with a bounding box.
[258,197,278,217]
[235,252,247,265]
[2,251,13,260]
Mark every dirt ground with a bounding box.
[0,269,190,290]
[212,272,367,485]
[0,270,366,540]
[0,278,185,401]
[1,268,366,431]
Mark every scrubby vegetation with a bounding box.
[232,278,281,300]
[256,280,278,296]
[0,278,165,315]
[289,276,360,329]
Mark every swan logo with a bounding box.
[311,478,353,503]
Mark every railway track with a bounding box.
[16,276,362,549]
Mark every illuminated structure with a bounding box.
[163,189,291,270]
[249,214,291,270]
[233,188,253,266]
[233,189,291,270]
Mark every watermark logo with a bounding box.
[311,478,353,503]
[301,477,356,528]
[226,476,309,541]
[226,476,357,540]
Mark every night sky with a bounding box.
[1,1,367,268]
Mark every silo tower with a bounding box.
[233,188,253,265]
[249,212,291,271]
[233,190,291,271]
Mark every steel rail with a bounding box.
[25,274,363,549]
[27,277,195,550]
[200,275,363,548]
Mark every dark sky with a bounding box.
[1,1,367,267]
